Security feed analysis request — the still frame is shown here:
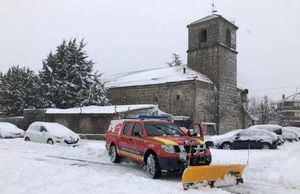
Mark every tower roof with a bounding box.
[187,14,238,29]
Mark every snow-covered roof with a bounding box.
[105,65,212,88]
[188,14,220,26]
[46,105,159,115]
[280,93,300,103]
[187,14,237,28]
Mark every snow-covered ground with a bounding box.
[0,139,299,194]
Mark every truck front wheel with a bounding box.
[146,153,161,179]
[109,145,120,163]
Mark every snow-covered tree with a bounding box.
[167,53,182,67]
[0,66,40,117]
[39,39,109,108]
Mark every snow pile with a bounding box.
[105,65,212,88]
[0,122,24,138]
[46,104,159,114]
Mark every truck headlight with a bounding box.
[161,145,176,153]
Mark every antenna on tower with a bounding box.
[211,0,218,14]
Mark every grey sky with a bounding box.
[0,0,299,100]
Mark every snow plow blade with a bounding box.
[182,164,246,189]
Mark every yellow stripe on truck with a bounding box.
[192,138,205,145]
[153,137,179,145]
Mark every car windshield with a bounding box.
[145,122,184,137]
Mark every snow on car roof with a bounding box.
[0,122,19,130]
[244,128,278,139]
[207,129,243,144]
[46,104,158,114]
[104,65,212,88]
[248,124,282,130]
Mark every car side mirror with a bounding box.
[134,132,142,138]
[235,136,240,140]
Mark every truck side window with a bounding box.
[132,123,143,137]
[123,122,133,136]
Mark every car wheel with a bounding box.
[221,142,232,150]
[109,145,120,163]
[25,137,30,141]
[262,143,270,149]
[146,153,161,179]
[47,139,54,145]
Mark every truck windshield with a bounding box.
[145,123,184,137]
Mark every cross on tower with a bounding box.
[211,0,218,14]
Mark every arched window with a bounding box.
[226,29,231,47]
[200,29,207,43]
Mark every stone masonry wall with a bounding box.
[108,81,214,120]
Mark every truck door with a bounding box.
[131,122,145,162]
[118,121,135,157]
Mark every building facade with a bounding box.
[277,93,300,127]
[107,14,249,134]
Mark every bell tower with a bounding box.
[187,14,241,134]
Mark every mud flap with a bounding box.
[182,164,246,190]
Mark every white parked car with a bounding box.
[0,122,24,138]
[24,122,80,146]
[282,128,299,142]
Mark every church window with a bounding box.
[200,29,207,43]
[176,95,180,100]
[226,29,231,47]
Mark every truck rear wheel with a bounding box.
[146,153,161,179]
[109,145,120,163]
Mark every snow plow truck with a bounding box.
[105,116,246,189]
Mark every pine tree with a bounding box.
[166,53,182,67]
[39,39,109,108]
[0,66,40,117]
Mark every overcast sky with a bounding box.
[0,0,299,100]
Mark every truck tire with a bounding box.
[109,145,120,163]
[146,153,161,179]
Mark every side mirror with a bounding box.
[190,131,198,137]
[235,136,240,140]
[134,131,142,138]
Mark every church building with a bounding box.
[106,14,249,134]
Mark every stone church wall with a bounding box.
[108,81,214,119]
